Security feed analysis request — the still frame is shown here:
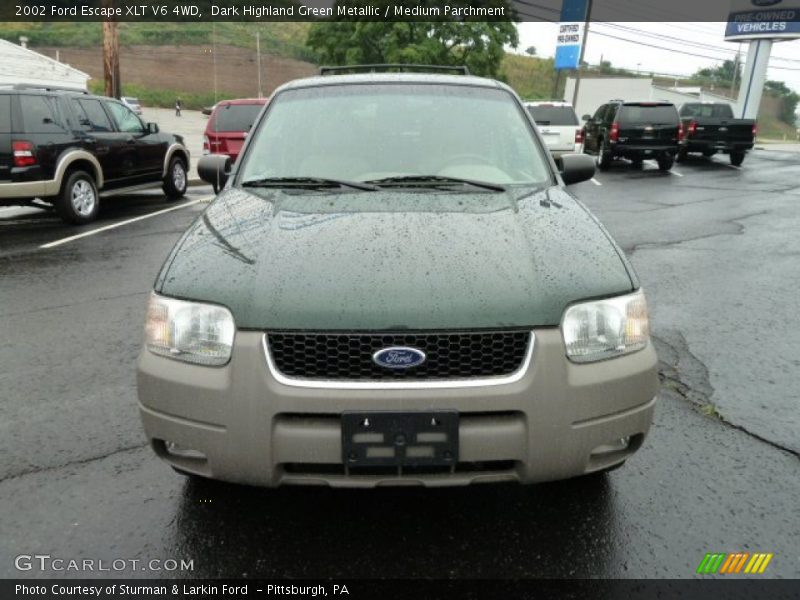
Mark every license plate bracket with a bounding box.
[342,411,459,467]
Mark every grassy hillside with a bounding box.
[0,22,314,61]
[502,54,561,101]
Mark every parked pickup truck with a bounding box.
[677,102,756,166]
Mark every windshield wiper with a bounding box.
[241,177,379,192]
[365,175,507,193]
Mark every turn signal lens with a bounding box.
[562,290,650,363]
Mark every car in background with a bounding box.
[525,101,582,156]
[0,85,189,224]
[583,100,681,171]
[677,102,755,166]
[203,98,267,192]
[121,96,143,115]
[138,66,658,489]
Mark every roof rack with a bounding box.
[319,64,470,76]
[7,83,88,94]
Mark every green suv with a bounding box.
[137,67,658,487]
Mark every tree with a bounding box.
[765,80,800,126]
[525,46,536,56]
[693,59,742,87]
[307,11,518,79]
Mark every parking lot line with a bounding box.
[669,171,684,177]
[590,178,602,186]
[40,196,213,250]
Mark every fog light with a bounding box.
[164,441,206,460]
[591,436,630,456]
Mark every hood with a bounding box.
[156,186,635,330]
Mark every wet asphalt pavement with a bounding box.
[1,152,799,580]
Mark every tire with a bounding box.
[676,148,688,162]
[54,170,99,224]
[212,182,220,195]
[597,139,612,170]
[730,151,745,167]
[162,155,188,200]
[657,156,674,171]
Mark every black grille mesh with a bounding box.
[267,331,530,380]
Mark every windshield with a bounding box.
[527,105,578,126]
[238,84,551,187]
[679,103,735,119]
[619,104,678,125]
[214,104,264,132]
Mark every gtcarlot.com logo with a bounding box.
[14,554,194,572]
[696,552,773,574]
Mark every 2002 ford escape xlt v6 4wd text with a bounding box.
[137,66,658,488]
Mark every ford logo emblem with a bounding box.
[752,0,781,6]
[372,347,426,369]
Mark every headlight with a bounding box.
[144,293,235,366]
[562,290,649,363]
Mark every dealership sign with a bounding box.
[725,0,800,40]
[555,0,590,70]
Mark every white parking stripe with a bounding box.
[669,171,684,177]
[724,163,741,170]
[590,178,602,186]
[40,196,213,249]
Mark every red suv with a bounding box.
[203,98,267,187]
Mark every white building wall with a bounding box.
[564,77,737,117]
[0,39,89,90]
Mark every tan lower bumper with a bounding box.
[137,329,658,488]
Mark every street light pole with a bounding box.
[256,30,262,98]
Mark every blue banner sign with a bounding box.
[555,0,590,70]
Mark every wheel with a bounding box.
[657,156,674,171]
[54,170,99,224]
[597,139,612,170]
[730,151,745,167]
[676,148,688,162]
[163,155,188,199]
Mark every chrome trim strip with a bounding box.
[262,332,535,390]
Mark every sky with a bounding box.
[516,22,800,95]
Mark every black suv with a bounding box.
[0,86,190,224]
[582,100,681,171]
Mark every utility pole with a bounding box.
[570,0,593,109]
[730,44,741,98]
[102,0,120,98]
[256,30,262,98]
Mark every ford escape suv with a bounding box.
[0,86,189,224]
[138,66,658,488]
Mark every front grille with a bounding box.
[266,331,530,381]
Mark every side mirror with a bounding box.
[198,154,232,190]
[558,153,596,185]
[582,114,591,122]
[147,122,159,134]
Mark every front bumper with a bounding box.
[137,329,658,487]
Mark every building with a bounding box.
[0,38,90,91]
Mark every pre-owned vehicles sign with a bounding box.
[725,0,800,40]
